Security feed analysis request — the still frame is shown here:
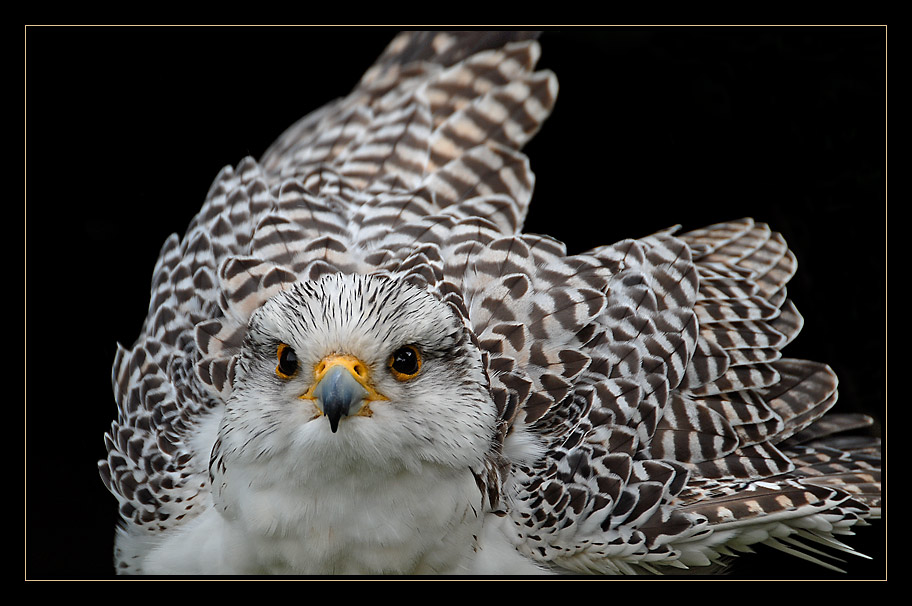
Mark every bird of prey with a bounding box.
[98,30,882,575]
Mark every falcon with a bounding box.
[99,30,882,575]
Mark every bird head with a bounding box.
[217,273,497,475]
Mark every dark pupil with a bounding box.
[279,346,298,375]
[391,347,418,375]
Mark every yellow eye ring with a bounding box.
[388,345,421,381]
[276,343,299,379]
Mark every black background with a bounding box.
[25,27,886,580]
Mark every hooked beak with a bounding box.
[301,355,385,433]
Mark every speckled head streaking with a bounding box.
[217,273,497,473]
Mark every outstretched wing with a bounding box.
[98,31,559,562]
[481,218,881,573]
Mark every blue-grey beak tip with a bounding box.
[313,365,369,433]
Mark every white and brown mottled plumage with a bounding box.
[98,30,882,575]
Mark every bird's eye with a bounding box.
[388,345,421,381]
[276,343,299,379]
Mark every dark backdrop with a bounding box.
[25,26,886,579]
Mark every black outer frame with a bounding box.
[24,26,886,579]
